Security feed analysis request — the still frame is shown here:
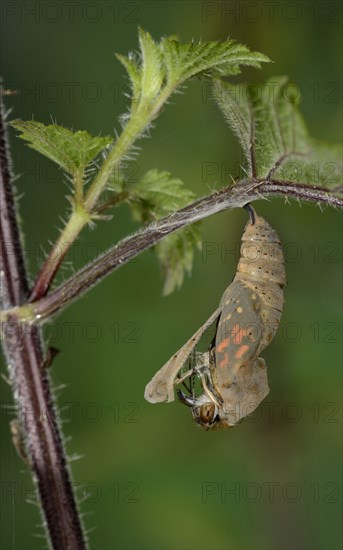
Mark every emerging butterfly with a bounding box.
[144,206,286,430]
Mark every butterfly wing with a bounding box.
[215,280,262,374]
[216,357,269,426]
[213,280,269,421]
[144,307,222,403]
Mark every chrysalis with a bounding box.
[144,206,286,430]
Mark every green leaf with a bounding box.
[213,77,342,187]
[115,53,141,105]
[116,29,269,110]
[127,169,201,295]
[138,27,164,100]
[11,121,113,175]
[130,169,195,217]
[160,37,270,87]
[156,225,200,296]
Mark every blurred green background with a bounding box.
[1,1,342,549]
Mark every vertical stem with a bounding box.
[29,209,89,302]
[83,111,150,212]
[0,94,29,308]
[29,88,175,301]
[30,109,151,301]
[0,95,87,548]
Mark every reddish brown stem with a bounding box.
[29,244,69,302]
[0,95,87,549]
[28,179,343,322]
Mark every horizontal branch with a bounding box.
[260,181,343,207]
[4,178,343,323]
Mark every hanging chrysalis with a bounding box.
[144,206,286,430]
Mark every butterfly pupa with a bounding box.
[145,206,286,429]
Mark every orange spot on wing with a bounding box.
[235,344,250,359]
[219,353,229,369]
[231,323,248,344]
[217,338,230,353]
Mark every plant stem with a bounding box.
[6,178,340,324]
[93,190,130,214]
[29,82,210,301]
[83,82,176,213]
[0,104,29,308]
[2,320,87,549]
[30,208,90,302]
[0,98,87,549]
[74,170,85,208]
[83,109,151,212]
[31,106,153,300]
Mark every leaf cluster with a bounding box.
[10,29,341,297]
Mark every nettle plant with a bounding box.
[0,29,342,549]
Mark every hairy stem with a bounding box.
[83,84,176,212]
[30,208,90,302]
[6,178,341,324]
[0,100,29,308]
[31,105,154,301]
[84,114,148,211]
[0,98,87,549]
